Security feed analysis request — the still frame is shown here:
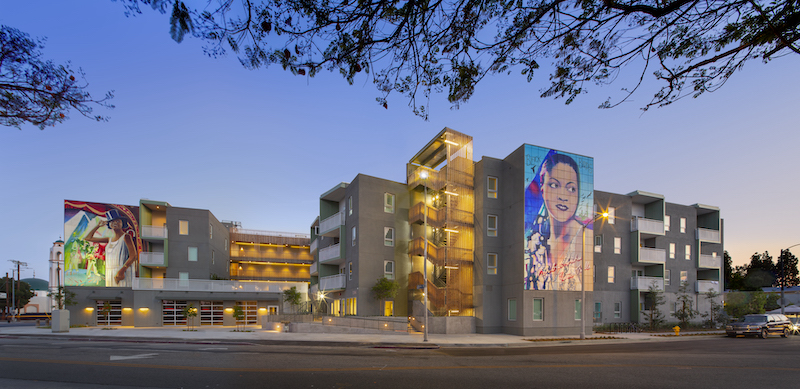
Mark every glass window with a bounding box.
[179,272,189,280]
[348,196,353,216]
[384,193,395,213]
[209,223,212,239]
[487,215,498,237]
[384,227,394,246]
[211,250,215,265]
[352,226,356,246]
[614,237,621,254]
[594,235,602,253]
[614,302,621,318]
[664,215,670,232]
[487,176,498,199]
[594,302,602,321]
[384,260,394,279]
[188,247,198,262]
[665,270,671,286]
[508,298,517,321]
[487,253,497,275]
[685,244,691,260]
[179,220,188,235]
[680,218,686,233]
[669,243,676,259]
[348,262,352,280]
[607,266,615,283]
[533,298,543,321]
[680,271,688,285]
[608,207,616,225]
[575,300,582,320]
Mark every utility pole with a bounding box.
[8,260,28,322]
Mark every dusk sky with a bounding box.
[2,1,799,281]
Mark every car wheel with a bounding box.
[782,328,789,338]
[761,329,769,339]
[726,333,735,338]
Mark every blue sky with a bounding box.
[2,1,799,280]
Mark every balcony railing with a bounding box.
[697,228,721,243]
[133,277,308,293]
[320,274,345,291]
[139,252,165,266]
[310,238,318,254]
[631,217,664,235]
[635,247,666,264]
[141,225,168,239]
[320,211,345,236]
[310,261,318,276]
[631,276,664,291]
[696,280,721,294]
[698,254,721,269]
[319,243,343,264]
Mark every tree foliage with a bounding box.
[116,0,800,118]
[0,277,33,312]
[1,25,113,130]
[232,304,245,331]
[47,286,77,310]
[182,304,198,331]
[776,249,800,287]
[371,277,400,301]
[642,283,665,331]
[672,282,698,328]
[283,286,301,313]
[725,290,768,319]
[701,288,725,328]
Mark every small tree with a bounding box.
[702,289,725,328]
[99,301,111,326]
[673,283,699,328]
[642,284,666,331]
[232,305,245,331]
[725,290,769,319]
[283,287,301,314]
[1,277,34,316]
[47,286,77,311]
[182,304,198,331]
[371,277,400,316]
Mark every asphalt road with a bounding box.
[0,334,798,388]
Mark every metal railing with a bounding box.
[696,228,721,243]
[319,243,343,263]
[133,277,308,293]
[141,225,168,239]
[698,254,721,269]
[630,276,664,291]
[631,217,664,235]
[230,228,310,239]
[320,211,345,235]
[320,274,345,290]
[638,247,666,264]
[696,280,721,294]
[139,252,165,266]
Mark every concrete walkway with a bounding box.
[0,322,725,348]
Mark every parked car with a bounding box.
[726,314,792,338]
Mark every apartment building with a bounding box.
[60,199,309,328]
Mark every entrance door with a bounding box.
[384,301,394,317]
[200,301,224,326]
[96,300,122,326]
[267,305,278,315]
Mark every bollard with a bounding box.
[673,325,680,336]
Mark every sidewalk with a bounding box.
[0,322,723,348]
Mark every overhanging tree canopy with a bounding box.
[119,0,799,118]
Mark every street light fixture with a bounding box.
[580,212,608,340]
[420,170,429,342]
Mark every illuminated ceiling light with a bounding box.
[444,228,459,233]
[420,171,428,179]
[443,191,459,196]
[444,266,459,269]
[443,139,459,146]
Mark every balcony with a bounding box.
[310,261,319,276]
[409,202,440,226]
[133,277,308,294]
[632,247,666,265]
[698,254,721,269]
[407,167,443,191]
[631,276,664,291]
[631,217,664,236]
[310,238,318,254]
[141,225,168,239]
[697,228,721,243]
[320,211,345,237]
[320,274,345,291]
[319,243,344,265]
[139,252,165,267]
[696,280,721,294]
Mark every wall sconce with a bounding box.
[225,308,233,313]
[85,307,94,312]
[139,307,149,312]
[123,308,133,312]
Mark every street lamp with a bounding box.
[580,212,608,340]
[420,170,429,342]
[781,244,800,315]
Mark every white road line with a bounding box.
[198,347,228,350]
[110,353,159,361]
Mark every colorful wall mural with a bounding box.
[64,200,141,287]
[524,146,594,291]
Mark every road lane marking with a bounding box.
[110,353,158,361]
[198,347,228,351]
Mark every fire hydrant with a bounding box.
[673,326,681,336]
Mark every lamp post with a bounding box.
[580,212,608,340]
[781,244,800,315]
[421,170,429,342]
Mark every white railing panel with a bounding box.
[697,228,721,243]
[320,211,345,234]
[141,225,168,239]
[696,280,720,294]
[230,228,310,239]
[320,274,345,290]
[639,247,666,264]
[319,243,342,263]
[140,252,165,266]
[310,238,318,254]
[699,254,721,269]
[310,261,318,275]
[630,276,664,291]
[133,277,308,294]
[631,217,664,235]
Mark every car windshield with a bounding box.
[743,315,768,323]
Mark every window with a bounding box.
[685,244,691,260]
[607,266,615,283]
[352,226,356,246]
[179,220,188,235]
[487,253,498,275]
[348,196,353,216]
[594,235,602,253]
[224,239,228,251]
[533,298,543,321]
[614,302,621,318]
[384,193,395,213]
[487,176,498,199]
[178,272,189,287]
[212,250,215,265]
[664,215,671,232]
[346,298,357,315]
[594,302,602,322]
[614,237,621,254]
[680,217,686,233]
[607,207,616,225]
[680,271,688,285]
[209,223,213,239]
[188,247,198,262]
[348,262,352,280]
[384,227,394,246]
[487,215,498,237]
[508,299,517,321]
[669,243,676,259]
[665,270,671,286]
[384,260,395,279]
[575,300,582,320]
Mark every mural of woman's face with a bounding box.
[108,219,123,230]
[543,162,579,222]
